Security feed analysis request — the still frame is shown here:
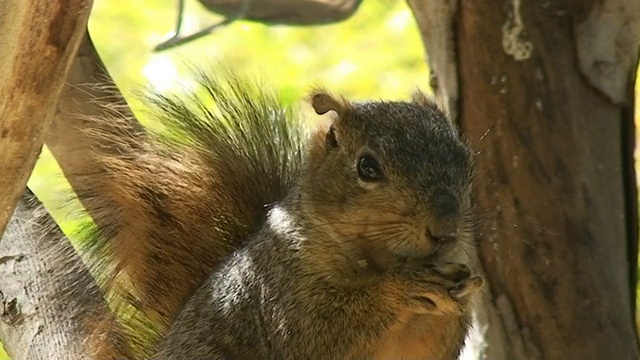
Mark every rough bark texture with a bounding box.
[198,0,361,24]
[0,0,93,237]
[0,190,107,360]
[409,0,640,359]
[403,0,460,123]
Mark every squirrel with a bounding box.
[60,69,483,359]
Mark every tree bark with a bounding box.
[46,32,145,198]
[409,0,640,359]
[0,0,93,237]
[0,190,108,360]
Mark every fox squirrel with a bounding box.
[62,70,482,359]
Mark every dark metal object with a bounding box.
[154,0,252,51]
[154,0,362,51]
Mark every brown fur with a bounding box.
[66,71,481,358]
[70,73,305,358]
[151,83,483,359]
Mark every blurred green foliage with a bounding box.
[0,1,427,359]
[88,0,429,101]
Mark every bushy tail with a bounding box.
[70,69,306,358]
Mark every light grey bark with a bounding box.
[0,190,106,360]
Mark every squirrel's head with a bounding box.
[300,90,473,269]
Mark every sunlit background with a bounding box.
[2,0,640,358]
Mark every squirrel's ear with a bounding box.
[325,124,339,149]
[310,90,349,117]
[309,89,350,150]
[411,89,437,108]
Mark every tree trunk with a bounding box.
[0,190,108,360]
[409,0,640,359]
[0,0,92,236]
[0,1,130,359]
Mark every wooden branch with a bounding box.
[0,0,93,237]
[47,32,145,191]
[406,0,459,123]
[574,0,640,104]
[0,190,108,360]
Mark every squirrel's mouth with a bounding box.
[420,240,458,264]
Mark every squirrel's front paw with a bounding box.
[394,263,483,315]
[433,262,483,305]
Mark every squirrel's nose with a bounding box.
[426,227,458,244]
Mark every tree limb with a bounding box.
[0,0,93,237]
[0,190,108,360]
[46,32,145,195]
[574,0,640,104]
[406,0,459,123]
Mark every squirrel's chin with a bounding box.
[395,253,435,267]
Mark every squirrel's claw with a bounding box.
[396,263,483,316]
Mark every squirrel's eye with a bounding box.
[357,154,383,182]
